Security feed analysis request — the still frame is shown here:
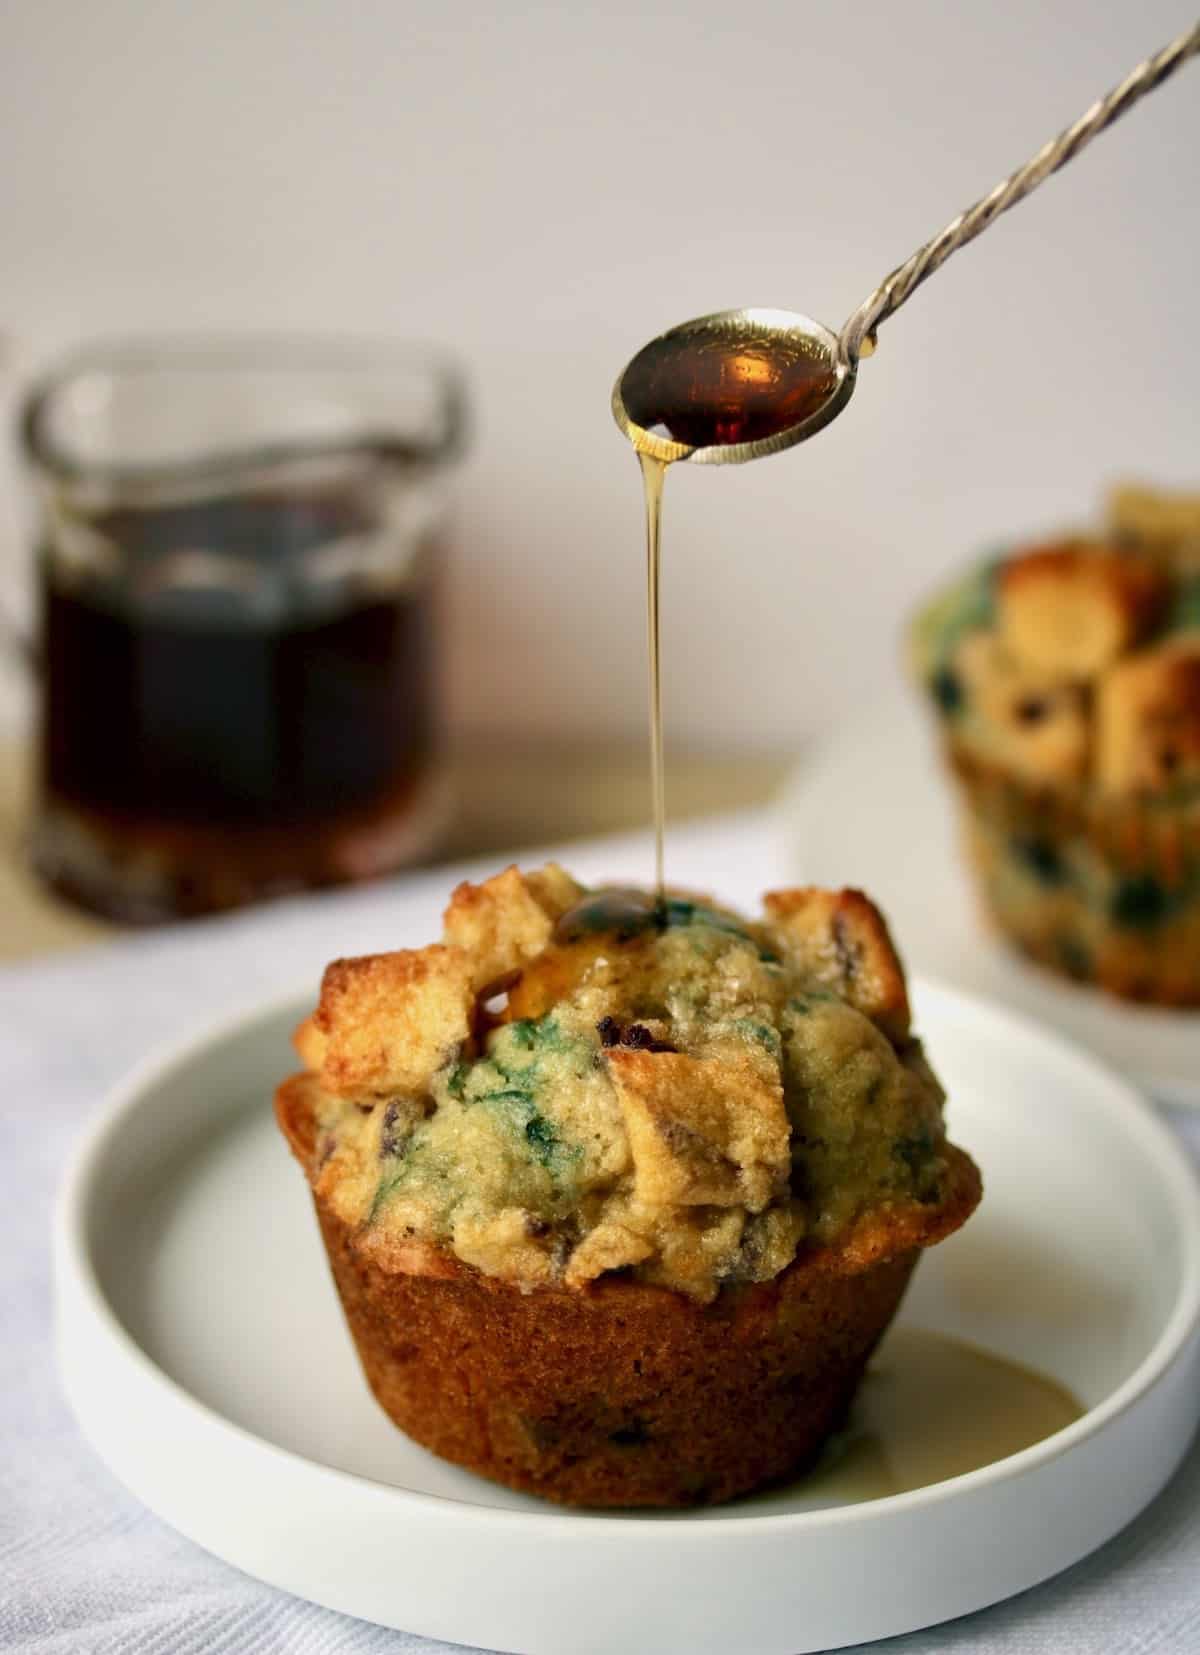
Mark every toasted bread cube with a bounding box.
[563,1218,655,1287]
[1096,637,1200,793]
[764,888,910,1041]
[291,1013,327,1071]
[525,862,584,915]
[997,540,1164,678]
[442,863,583,991]
[452,1209,556,1286]
[312,944,473,1099]
[1109,484,1200,563]
[609,1048,790,1213]
[953,631,1090,784]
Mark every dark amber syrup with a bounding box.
[620,332,837,448]
[554,887,662,944]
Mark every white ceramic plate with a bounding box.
[778,698,1200,1110]
[56,982,1200,1655]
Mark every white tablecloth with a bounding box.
[3,813,1200,1654]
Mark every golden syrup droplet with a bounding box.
[859,331,878,359]
[553,887,661,944]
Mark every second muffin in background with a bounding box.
[911,481,1200,1007]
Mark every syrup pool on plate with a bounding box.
[799,1328,1083,1504]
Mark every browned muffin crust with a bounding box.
[912,497,1200,1006]
[277,867,981,1506]
[277,1073,980,1506]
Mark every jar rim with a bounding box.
[20,332,469,498]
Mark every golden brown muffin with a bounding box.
[911,492,1200,1006]
[277,870,980,1506]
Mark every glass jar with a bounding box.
[19,335,465,923]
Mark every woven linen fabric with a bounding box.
[2,815,1199,1655]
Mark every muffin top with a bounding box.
[911,483,1200,797]
[285,867,978,1301]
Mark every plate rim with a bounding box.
[56,974,1200,1540]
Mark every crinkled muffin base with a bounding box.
[277,1075,981,1507]
[947,742,1200,1007]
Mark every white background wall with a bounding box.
[1,0,1197,752]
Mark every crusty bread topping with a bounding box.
[912,490,1200,797]
[286,869,968,1301]
[1109,483,1200,568]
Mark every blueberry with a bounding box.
[1011,835,1065,886]
[930,666,963,715]
[379,1101,408,1159]
[1111,874,1172,929]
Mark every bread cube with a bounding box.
[291,1013,327,1071]
[311,944,473,1099]
[563,1218,654,1287]
[763,887,910,1041]
[1096,637,1200,793]
[609,1048,790,1213]
[1109,483,1200,564]
[997,540,1165,677]
[443,863,583,991]
[954,631,1090,784]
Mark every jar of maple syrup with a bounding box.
[19,336,466,923]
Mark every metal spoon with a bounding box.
[613,20,1200,467]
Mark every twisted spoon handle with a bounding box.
[839,20,1200,364]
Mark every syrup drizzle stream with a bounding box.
[640,451,668,903]
[626,334,837,902]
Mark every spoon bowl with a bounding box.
[612,308,856,466]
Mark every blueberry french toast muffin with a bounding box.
[911,482,1200,1005]
[276,866,980,1507]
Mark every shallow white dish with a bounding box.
[779,698,1200,1110]
[56,980,1200,1655]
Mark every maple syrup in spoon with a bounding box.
[613,308,854,467]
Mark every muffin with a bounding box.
[276,866,980,1507]
[911,482,1200,1006]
